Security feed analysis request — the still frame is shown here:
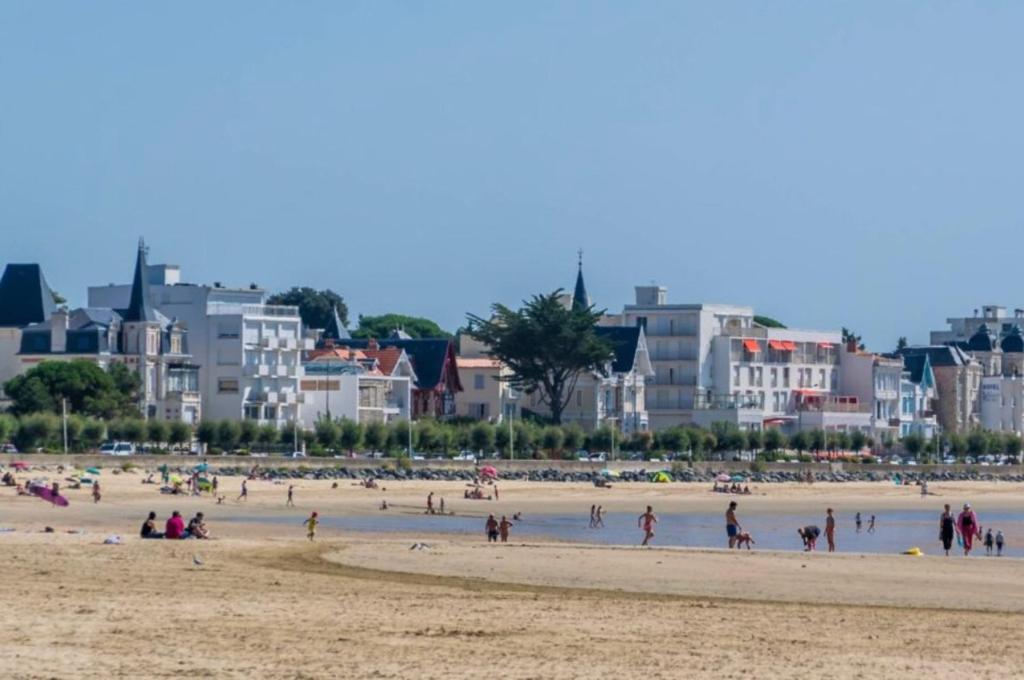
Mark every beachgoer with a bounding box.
[855,512,862,533]
[589,505,597,528]
[237,480,248,502]
[380,500,389,510]
[188,512,210,539]
[512,512,522,521]
[957,503,980,556]
[595,506,605,528]
[140,511,164,539]
[165,511,186,540]
[485,514,499,543]
[51,481,60,504]
[726,501,741,549]
[286,485,294,507]
[494,485,499,501]
[939,504,956,556]
[92,480,101,504]
[212,476,219,494]
[825,508,836,553]
[984,528,995,556]
[305,511,319,541]
[921,480,929,497]
[867,515,876,533]
[439,497,446,514]
[798,525,820,551]
[996,530,1005,556]
[427,492,434,514]
[638,506,657,547]
[499,515,512,543]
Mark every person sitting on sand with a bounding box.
[140,511,164,539]
[165,511,186,540]
[2,471,15,486]
[743,485,751,495]
[499,515,512,543]
[798,525,820,551]
[485,514,499,543]
[638,506,658,547]
[380,500,389,510]
[188,512,210,540]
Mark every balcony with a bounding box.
[244,364,270,377]
[208,302,301,318]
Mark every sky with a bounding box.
[2,3,1023,349]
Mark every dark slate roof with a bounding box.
[1002,325,1024,353]
[344,338,455,390]
[70,307,122,329]
[0,264,56,327]
[897,345,971,368]
[967,323,998,352]
[19,327,52,354]
[123,241,159,322]
[900,353,929,384]
[595,326,641,373]
[572,264,589,312]
[322,306,350,341]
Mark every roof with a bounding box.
[572,261,590,312]
[123,241,159,323]
[595,326,642,373]
[344,338,459,391]
[967,323,997,352]
[322,306,350,341]
[897,345,973,369]
[1002,325,1024,353]
[364,347,405,376]
[0,264,57,327]
[70,308,122,329]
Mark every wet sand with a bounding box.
[1,467,1022,678]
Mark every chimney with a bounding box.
[368,338,379,351]
[51,308,68,353]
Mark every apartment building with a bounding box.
[88,253,310,426]
[896,345,981,434]
[839,347,905,440]
[931,305,1024,346]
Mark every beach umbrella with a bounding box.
[600,469,620,478]
[170,475,183,485]
[651,471,672,483]
[730,474,746,483]
[11,461,29,470]
[193,463,209,473]
[715,473,731,483]
[480,466,498,479]
[86,467,101,475]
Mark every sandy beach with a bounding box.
[2,467,1023,678]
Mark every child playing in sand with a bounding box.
[305,511,319,541]
[638,506,657,547]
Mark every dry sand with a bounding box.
[1,465,1022,679]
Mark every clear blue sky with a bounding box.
[2,3,1021,348]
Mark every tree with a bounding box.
[315,419,340,449]
[0,414,16,446]
[388,420,411,453]
[14,413,58,451]
[363,421,387,452]
[967,430,989,456]
[256,423,279,447]
[724,429,747,455]
[746,429,764,454]
[790,431,809,454]
[903,433,924,458]
[217,420,241,451]
[561,424,585,452]
[197,421,218,451]
[81,419,107,450]
[588,426,614,454]
[353,314,448,339]
[850,430,867,452]
[809,429,826,453]
[841,328,866,351]
[896,336,908,351]
[3,360,140,419]
[146,420,169,447]
[470,422,495,453]
[513,422,536,456]
[339,419,363,453]
[1003,433,1023,459]
[763,428,785,453]
[238,420,258,448]
[267,287,348,330]
[540,426,564,458]
[753,315,786,329]
[121,419,146,446]
[467,291,613,425]
[948,433,968,457]
[494,425,511,456]
[64,415,84,451]
[415,421,441,452]
[834,431,851,452]
[168,421,191,449]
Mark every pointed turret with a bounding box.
[322,305,350,341]
[0,264,57,327]
[124,239,159,323]
[571,249,590,312]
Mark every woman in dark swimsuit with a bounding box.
[939,504,956,556]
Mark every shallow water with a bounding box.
[229,509,1024,557]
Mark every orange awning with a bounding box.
[782,341,797,351]
[768,340,791,351]
[743,339,760,352]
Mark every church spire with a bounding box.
[571,248,590,312]
[322,305,349,341]
[124,238,158,322]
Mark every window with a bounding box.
[783,368,790,387]
[217,322,239,339]
[218,378,239,394]
[755,367,763,387]
[474,374,485,390]
[770,368,778,388]
[244,403,261,420]
[819,369,826,388]
[263,405,277,420]
[748,366,755,386]
[668,368,675,385]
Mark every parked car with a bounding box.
[454,452,477,461]
[0,443,17,454]
[284,451,306,459]
[99,441,135,456]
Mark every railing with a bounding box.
[797,402,871,413]
[207,302,300,318]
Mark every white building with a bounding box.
[931,305,1024,346]
[88,257,310,427]
[839,348,904,440]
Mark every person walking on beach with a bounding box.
[212,476,218,495]
[305,511,319,541]
[595,506,605,528]
[957,503,980,555]
[494,485,499,501]
[638,506,657,547]
[726,501,741,549]
[589,505,597,528]
[855,512,862,533]
[485,514,499,543]
[939,504,956,556]
[996,530,1005,556]
[286,485,295,507]
[984,528,995,556]
[867,515,876,533]
[439,497,446,514]
[92,480,101,504]
[499,515,512,543]
[427,492,434,515]
[237,479,248,502]
[825,508,836,552]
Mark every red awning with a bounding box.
[818,342,834,349]
[782,341,797,351]
[768,340,786,350]
[743,339,760,352]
